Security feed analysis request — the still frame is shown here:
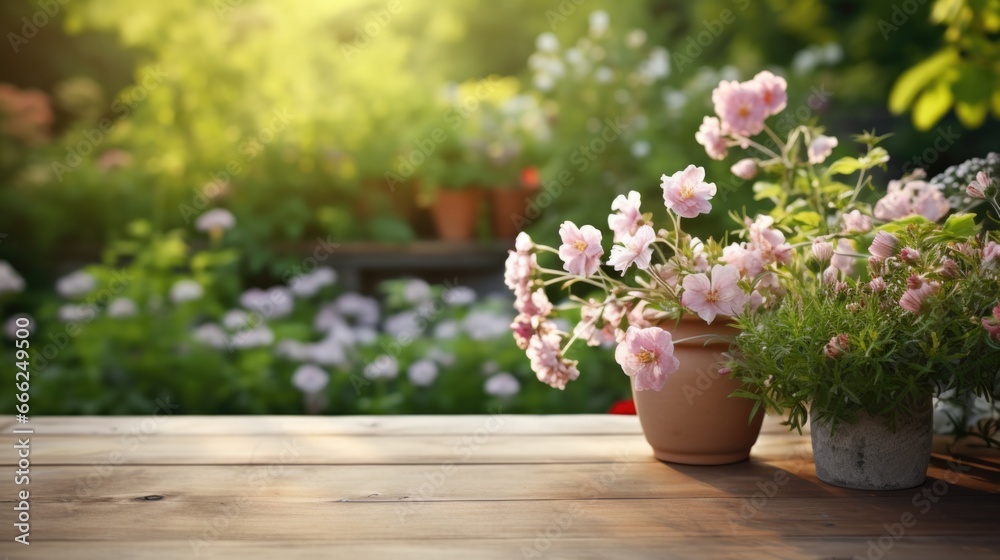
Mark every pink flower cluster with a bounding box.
[505,233,581,389]
[899,275,940,314]
[697,71,787,160]
[680,264,748,324]
[873,174,949,223]
[982,305,1000,342]
[824,334,849,359]
[661,165,717,219]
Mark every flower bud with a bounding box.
[730,158,758,180]
[812,239,834,262]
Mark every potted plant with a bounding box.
[421,131,483,242]
[727,210,1000,489]
[504,69,931,465]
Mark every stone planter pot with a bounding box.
[430,189,481,241]
[488,187,534,239]
[632,316,764,465]
[810,399,933,490]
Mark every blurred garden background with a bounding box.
[0,0,997,415]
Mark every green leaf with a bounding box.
[878,215,934,233]
[826,157,862,176]
[889,49,959,115]
[941,213,978,238]
[789,211,822,228]
[955,101,989,128]
[912,81,954,131]
[752,181,784,202]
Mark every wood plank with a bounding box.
[9,413,798,436]
[1,433,825,466]
[3,496,997,543]
[5,537,1000,560]
[8,455,996,511]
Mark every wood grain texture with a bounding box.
[0,414,996,560]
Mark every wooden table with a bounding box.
[2,414,998,559]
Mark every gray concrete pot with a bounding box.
[810,399,933,490]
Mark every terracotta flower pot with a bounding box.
[632,316,764,465]
[431,189,481,241]
[810,398,933,490]
[489,187,534,239]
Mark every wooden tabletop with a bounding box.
[1,414,998,559]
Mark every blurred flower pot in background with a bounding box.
[431,188,482,241]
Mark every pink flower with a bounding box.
[968,171,992,199]
[712,80,766,137]
[608,225,656,275]
[574,300,618,347]
[812,240,834,262]
[695,116,727,160]
[899,247,920,263]
[899,278,940,314]
[842,210,873,233]
[516,288,553,318]
[824,334,849,359]
[614,326,680,392]
[510,314,536,350]
[681,264,748,324]
[982,242,1000,270]
[731,158,758,180]
[527,332,580,390]
[807,135,838,164]
[752,70,788,116]
[721,242,764,277]
[608,191,643,242]
[747,215,792,266]
[874,179,949,222]
[822,265,839,285]
[832,239,856,275]
[869,277,886,292]
[505,234,537,299]
[515,232,533,252]
[982,305,1000,342]
[662,165,717,219]
[869,231,899,260]
[558,221,604,276]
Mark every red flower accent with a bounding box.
[521,167,541,190]
[608,399,636,415]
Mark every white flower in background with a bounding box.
[223,309,250,330]
[481,360,499,376]
[195,208,236,233]
[808,135,839,164]
[334,293,380,327]
[275,339,312,361]
[433,320,459,340]
[533,72,555,92]
[403,278,432,304]
[384,311,422,339]
[56,269,96,298]
[4,314,33,339]
[463,310,512,341]
[639,48,670,82]
[426,347,455,367]
[443,286,476,306]
[292,364,329,394]
[631,141,650,159]
[626,29,646,49]
[58,304,95,322]
[230,325,274,349]
[289,267,338,298]
[170,279,204,304]
[364,355,399,380]
[663,90,687,113]
[0,261,25,295]
[354,327,378,346]
[192,323,229,349]
[240,287,293,319]
[309,337,349,367]
[565,48,585,67]
[536,32,559,53]
[106,297,138,318]
[594,66,614,84]
[407,359,439,387]
[588,10,610,37]
[485,373,521,397]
